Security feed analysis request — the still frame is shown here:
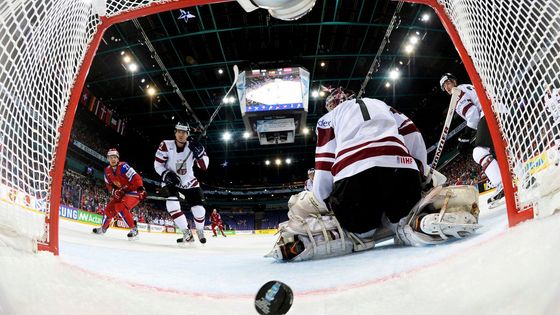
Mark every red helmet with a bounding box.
[107,148,119,158]
[325,87,355,111]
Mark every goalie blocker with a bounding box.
[266,186,481,262]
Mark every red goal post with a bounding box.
[404,0,560,226]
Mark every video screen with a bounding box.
[237,67,309,114]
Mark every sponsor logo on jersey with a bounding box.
[317,118,331,128]
[176,160,187,175]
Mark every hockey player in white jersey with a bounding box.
[544,85,560,139]
[154,122,209,244]
[440,73,504,207]
[266,88,480,261]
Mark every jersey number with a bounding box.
[356,99,371,121]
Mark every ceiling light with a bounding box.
[147,87,156,96]
[285,158,292,164]
[123,55,131,63]
[389,69,400,81]
[128,63,138,72]
[409,35,419,45]
[319,91,326,97]
[222,131,232,142]
[385,82,391,88]
[302,127,310,135]
[243,131,251,139]
[265,160,271,166]
[120,51,125,55]
[421,13,430,22]
[141,78,145,83]
[275,158,282,166]
[320,61,326,67]
[218,68,224,74]
[228,96,236,103]
[404,44,414,54]
[311,90,319,98]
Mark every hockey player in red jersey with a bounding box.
[266,87,481,261]
[93,148,147,238]
[154,122,209,244]
[210,209,226,237]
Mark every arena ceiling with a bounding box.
[83,0,470,184]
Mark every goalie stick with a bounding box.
[425,86,461,183]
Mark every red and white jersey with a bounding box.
[154,140,209,189]
[313,98,418,203]
[388,106,427,173]
[211,212,222,224]
[304,179,313,191]
[103,161,143,195]
[545,88,560,124]
[453,84,483,130]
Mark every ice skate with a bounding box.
[196,229,207,244]
[177,229,194,244]
[92,227,106,235]
[127,227,138,240]
[487,184,505,209]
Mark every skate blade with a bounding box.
[488,198,505,209]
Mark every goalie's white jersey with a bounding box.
[313,98,418,203]
[154,140,209,189]
[388,106,428,173]
[453,84,484,130]
[544,88,560,124]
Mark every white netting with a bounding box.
[0,0,173,251]
[438,0,560,214]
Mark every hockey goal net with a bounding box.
[0,0,219,254]
[406,0,560,225]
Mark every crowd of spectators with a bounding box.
[440,154,486,186]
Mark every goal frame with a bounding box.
[403,0,535,227]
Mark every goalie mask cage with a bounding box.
[1,0,559,255]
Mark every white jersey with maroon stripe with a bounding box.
[388,106,428,173]
[304,178,313,191]
[454,84,483,130]
[312,98,418,203]
[154,140,209,189]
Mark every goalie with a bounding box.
[266,88,481,261]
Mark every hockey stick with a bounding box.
[159,65,240,199]
[425,87,461,182]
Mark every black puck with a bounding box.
[254,280,293,315]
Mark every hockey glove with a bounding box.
[188,139,205,160]
[112,186,128,200]
[161,170,181,187]
[457,126,476,154]
[137,186,147,201]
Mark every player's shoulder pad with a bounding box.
[119,162,130,172]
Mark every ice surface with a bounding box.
[1,196,560,315]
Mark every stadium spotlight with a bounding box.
[228,96,236,103]
[147,87,156,96]
[409,35,419,45]
[302,127,310,135]
[385,82,391,88]
[404,44,414,54]
[320,61,326,67]
[285,158,292,164]
[275,158,282,166]
[141,78,146,83]
[265,160,271,166]
[123,55,131,63]
[243,131,251,139]
[389,69,400,81]
[120,51,125,55]
[319,90,326,97]
[421,13,430,22]
[311,90,319,98]
[128,63,138,72]
[222,131,232,142]
[218,68,224,74]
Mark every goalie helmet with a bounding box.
[107,148,119,158]
[307,168,315,175]
[439,73,457,91]
[325,87,355,111]
[175,121,190,132]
